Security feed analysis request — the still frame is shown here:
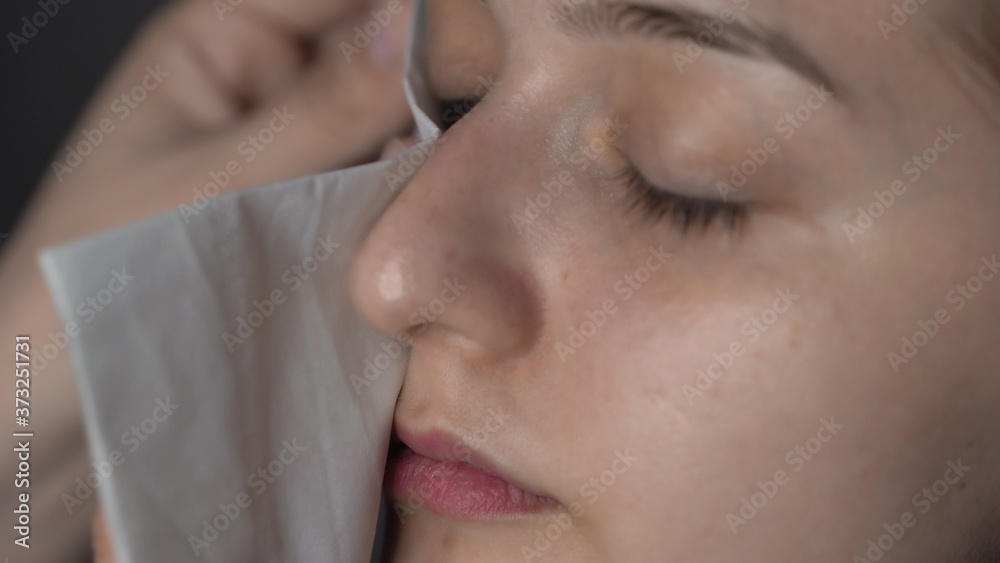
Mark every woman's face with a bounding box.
[348,0,1000,561]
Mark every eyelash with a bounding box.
[615,166,748,235]
[439,99,748,235]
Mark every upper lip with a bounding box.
[391,420,554,501]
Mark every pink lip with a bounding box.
[386,426,556,520]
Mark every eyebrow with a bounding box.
[550,0,838,94]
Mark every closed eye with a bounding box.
[615,165,749,235]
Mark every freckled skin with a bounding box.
[348,0,1000,562]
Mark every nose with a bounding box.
[348,110,543,357]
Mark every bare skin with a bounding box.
[31,0,1000,561]
[348,0,1000,561]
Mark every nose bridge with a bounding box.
[348,98,544,355]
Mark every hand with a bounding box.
[93,510,116,563]
[0,0,412,559]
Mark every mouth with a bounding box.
[385,424,558,520]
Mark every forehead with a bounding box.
[539,0,921,71]
[430,0,931,70]
[427,0,950,114]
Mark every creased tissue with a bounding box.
[37,0,440,561]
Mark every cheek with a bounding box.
[535,248,862,545]
[544,244,984,558]
[558,268,814,448]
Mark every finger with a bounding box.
[81,0,408,143]
[93,510,117,563]
[191,3,414,182]
[219,0,370,36]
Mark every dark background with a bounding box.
[1,0,164,238]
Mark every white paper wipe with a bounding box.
[38,0,439,560]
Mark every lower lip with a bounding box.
[386,447,556,519]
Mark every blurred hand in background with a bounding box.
[0,0,413,559]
